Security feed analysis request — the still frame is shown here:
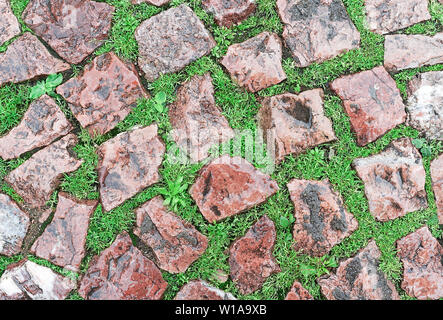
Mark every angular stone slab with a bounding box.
[0,0,21,46]
[202,0,256,27]
[406,71,443,141]
[330,66,406,146]
[364,0,431,34]
[287,179,358,257]
[134,196,208,273]
[78,232,168,300]
[97,124,165,212]
[190,155,279,223]
[136,4,216,82]
[397,226,443,300]
[31,193,98,272]
[169,73,235,163]
[57,52,148,136]
[0,32,70,87]
[384,33,443,72]
[431,154,443,225]
[277,0,360,67]
[229,215,280,294]
[221,32,286,92]
[285,280,313,300]
[0,194,30,256]
[131,0,170,5]
[0,260,75,300]
[318,240,400,300]
[175,280,236,300]
[0,95,72,160]
[353,138,427,222]
[258,89,336,164]
[4,134,83,208]
[23,0,115,64]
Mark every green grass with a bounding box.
[0,0,442,300]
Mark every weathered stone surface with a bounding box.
[30,193,97,272]
[285,280,313,300]
[0,260,75,300]
[190,155,279,223]
[287,179,358,257]
[175,280,236,300]
[330,66,406,146]
[0,194,30,256]
[97,124,165,212]
[353,138,427,222]
[0,95,72,160]
[169,73,235,163]
[364,0,431,34]
[229,215,280,294]
[0,32,70,87]
[131,0,170,5]
[23,0,115,64]
[78,232,168,300]
[57,52,148,136]
[406,71,443,140]
[134,196,208,273]
[221,32,286,92]
[4,134,83,208]
[431,154,443,225]
[202,0,256,27]
[258,89,336,164]
[0,0,21,46]
[397,226,443,300]
[318,240,400,300]
[136,4,216,82]
[277,0,360,68]
[384,33,443,72]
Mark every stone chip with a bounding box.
[285,280,313,300]
[202,0,256,27]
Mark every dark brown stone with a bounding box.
[134,196,208,273]
[431,154,443,225]
[202,0,256,27]
[318,240,400,300]
[190,155,279,223]
[277,0,360,67]
[0,32,70,87]
[23,0,115,64]
[169,73,235,162]
[0,0,21,46]
[56,52,149,136]
[330,66,406,146]
[175,280,236,300]
[257,89,336,164]
[78,232,168,300]
[4,134,83,208]
[97,124,165,212]
[221,32,286,92]
[0,95,72,160]
[285,280,313,300]
[30,192,98,272]
[0,193,30,256]
[353,138,428,222]
[229,215,280,295]
[397,226,443,300]
[135,4,216,82]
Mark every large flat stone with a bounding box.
[257,88,336,164]
[135,4,216,82]
[0,0,21,46]
[190,155,279,223]
[202,0,256,27]
[330,66,406,146]
[285,280,313,300]
[169,73,234,163]
[4,134,83,208]
[78,232,168,300]
[175,280,236,300]
[353,138,427,222]
[97,124,165,212]
[0,32,70,87]
[221,32,286,92]
[56,52,148,136]
[0,95,72,160]
[23,0,114,64]
[277,0,360,67]
[431,154,443,225]
[287,179,358,257]
[397,226,443,300]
